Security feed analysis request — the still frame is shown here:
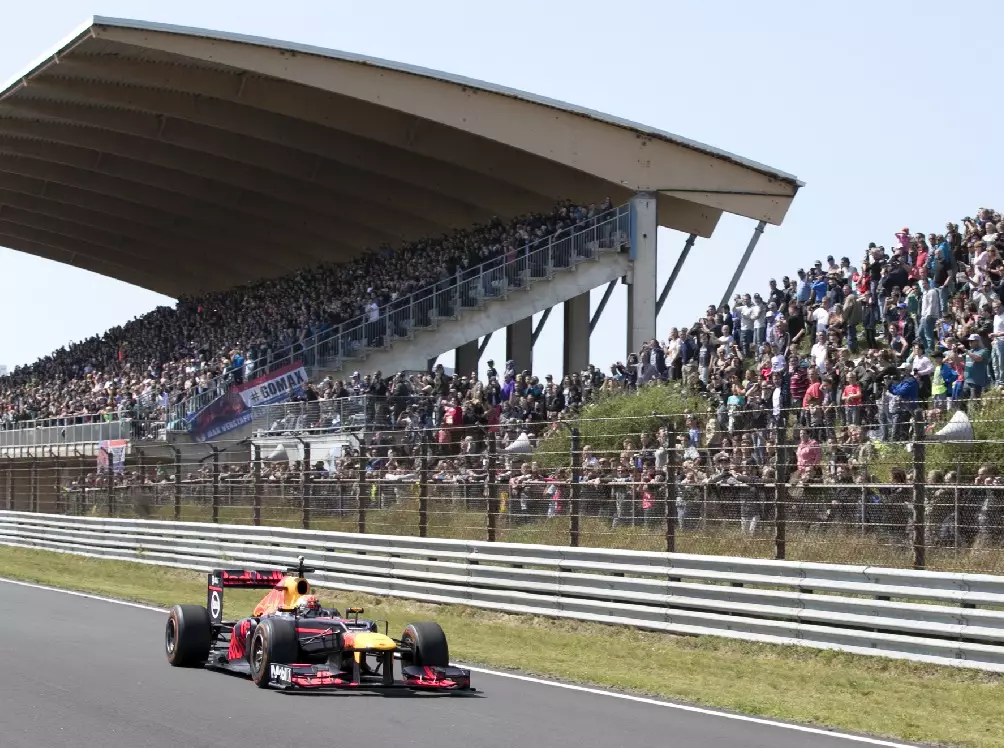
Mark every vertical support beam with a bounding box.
[719,220,767,310]
[455,340,480,380]
[657,234,697,315]
[628,193,658,356]
[563,293,591,375]
[506,317,533,373]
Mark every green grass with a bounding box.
[1,545,1003,747]
[535,381,706,468]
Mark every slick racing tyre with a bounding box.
[165,604,212,667]
[401,622,449,667]
[248,617,298,688]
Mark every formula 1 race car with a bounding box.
[164,556,473,693]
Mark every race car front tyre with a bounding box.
[248,617,298,688]
[165,604,212,667]
[401,622,449,667]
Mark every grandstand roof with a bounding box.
[0,16,803,297]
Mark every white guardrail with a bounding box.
[2,510,1004,672]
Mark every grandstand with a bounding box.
[0,16,800,454]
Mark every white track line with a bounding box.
[0,577,917,747]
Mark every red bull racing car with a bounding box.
[164,557,473,693]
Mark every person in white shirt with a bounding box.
[810,331,828,374]
[919,278,941,353]
[738,293,756,357]
[752,293,767,350]
[811,297,831,338]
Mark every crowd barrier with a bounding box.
[1,510,1003,672]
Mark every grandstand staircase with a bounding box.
[312,224,631,380]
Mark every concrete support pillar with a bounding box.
[455,340,480,380]
[563,292,590,375]
[628,192,658,356]
[506,317,533,374]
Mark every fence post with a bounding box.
[418,431,429,538]
[211,446,221,524]
[6,459,13,511]
[774,422,788,560]
[665,425,677,554]
[569,427,582,548]
[173,447,182,521]
[486,432,498,542]
[356,455,367,534]
[252,444,263,526]
[30,458,38,513]
[55,458,63,514]
[301,439,311,530]
[912,409,927,570]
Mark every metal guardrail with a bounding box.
[2,511,1003,672]
[167,204,631,424]
[0,417,163,449]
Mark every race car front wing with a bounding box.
[265,662,473,692]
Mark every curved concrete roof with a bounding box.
[0,17,802,297]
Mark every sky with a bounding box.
[0,0,997,380]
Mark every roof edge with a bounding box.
[77,15,803,189]
[0,16,98,101]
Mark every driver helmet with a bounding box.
[296,594,322,617]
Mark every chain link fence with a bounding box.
[5,406,1004,574]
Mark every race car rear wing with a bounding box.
[207,569,285,625]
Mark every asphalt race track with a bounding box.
[0,580,918,748]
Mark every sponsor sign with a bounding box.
[96,439,128,475]
[210,590,222,620]
[188,363,307,442]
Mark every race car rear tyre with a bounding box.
[248,617,298,688]
[401,622,449,667]
[165,604,212,667]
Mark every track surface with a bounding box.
[0,581,915,748]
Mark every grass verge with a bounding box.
[0,545,1001,747]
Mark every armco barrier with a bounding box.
[2,510,1004,671]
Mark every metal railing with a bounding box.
[251,396,392,436]
[4,511,1004,672]
[0,415,163,448]
[167,205,630,425]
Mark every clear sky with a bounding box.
[0,0,995,380]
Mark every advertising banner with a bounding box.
[96,439,128,475]
[189,363,307,443]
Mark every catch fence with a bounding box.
[4,406,1004,574]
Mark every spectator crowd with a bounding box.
[249,206,1004,547]
[0,199,614,431]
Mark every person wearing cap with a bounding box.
[795,269,811,308]
[963,332,989,401]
